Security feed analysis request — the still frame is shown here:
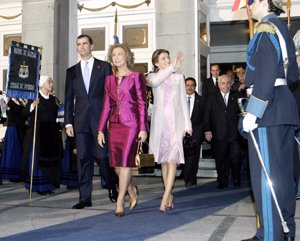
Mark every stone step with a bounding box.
[199,158,216,169]
[197,169,217,178]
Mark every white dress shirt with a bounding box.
[213,77,218,86]
[221,91,228,106]
[80,57,94,80]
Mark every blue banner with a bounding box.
[6,42,41,100]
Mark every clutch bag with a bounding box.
[135,141,155,167]
[183,133,197,157]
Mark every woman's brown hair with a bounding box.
[151,49,170,73]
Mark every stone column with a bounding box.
[155,0,195,79]
[22,0,77,100]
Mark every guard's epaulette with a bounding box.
[255,22,276,34]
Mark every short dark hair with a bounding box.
[185,77,197,86]
[210,63,220,70]
[77,34,93,45]
[267,0,284,15]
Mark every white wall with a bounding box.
[77,0,156,72]
[210,45,247,63]
[0,1,22,91]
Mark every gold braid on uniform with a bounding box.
[255,22,276,34]
[254,21,282,66]
[77,0,151,12]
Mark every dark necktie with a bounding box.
[187,96,191,113]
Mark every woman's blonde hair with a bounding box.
[107,43,135,74]
[236,67,245,78]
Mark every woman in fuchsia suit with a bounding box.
[98,43,148,217]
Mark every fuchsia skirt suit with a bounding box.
[98,72,148,167]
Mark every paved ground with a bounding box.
[0,175,299,241]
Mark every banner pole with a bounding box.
[29,46,42,199]
[246,5,254,39]
[29,101,38,199]
[287,0,291,29]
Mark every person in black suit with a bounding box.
[182,77,206,188]
[201,63,220,97]
[204,74,241,189]
[64,34,117,209]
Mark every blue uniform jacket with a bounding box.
[245,14,299,127]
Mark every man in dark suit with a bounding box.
[182,77,206,188]
[204,74,241,189]
[64,34,117,209]
[202,63,220,97]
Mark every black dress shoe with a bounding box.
[241,236,260,241]
[284,236,295,241]
[216,183,228,190]
[72,201,92,209]
[9,179,22,183]
[66,185,78,190]
[37,190,55,196]
[37,191,47,196]
[234,181,241,189]
[108,188,118,203]
[185,182,197,188]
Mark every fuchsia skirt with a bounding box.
[108,121,139,167]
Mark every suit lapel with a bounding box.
[217,91,226,108]
[75,62,87,94]
[227,91,234,108]
[191,94,198,120]
[89,58,102,94]
[209,78,215,89]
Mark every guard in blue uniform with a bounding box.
[241,0,299,240]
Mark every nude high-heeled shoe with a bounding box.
[168,194,174,209]
[114,201,125,217]
[159,196,171,214]
[159,205,170,213]
[114,210,125,217]
[129,185,139,211]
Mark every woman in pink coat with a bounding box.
[98,43,148,217]
[147,49,192,213]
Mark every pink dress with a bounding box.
[157,77,181,164]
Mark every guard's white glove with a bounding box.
[243,113,258,132]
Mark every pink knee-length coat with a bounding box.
[147,65,192,164]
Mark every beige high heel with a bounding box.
[159,205,170,213]
[129,185,139,211]
[114,210,125,217]
[114,200,125,217]
[168,194,174,209]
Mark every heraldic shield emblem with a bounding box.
[19,61,29,79]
